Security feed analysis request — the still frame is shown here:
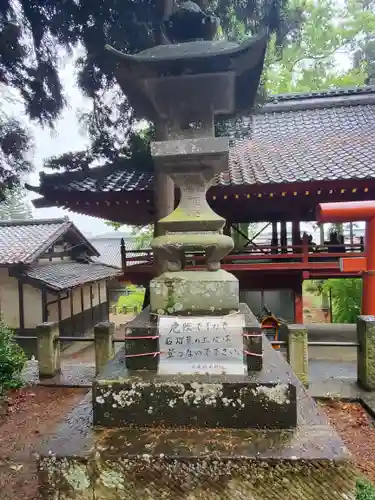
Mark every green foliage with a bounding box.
[43,0,296,176]
[132,225,153,249]
[0,319,26,395]
[356,479,375,500]
[104,221,122,231]
[328,223,344,236]
[0,0,81,197]
[305,278,362,323]
[0,187,33,220]
[323,279,362,323]
[116,285,145,314]
[265,0,375,94]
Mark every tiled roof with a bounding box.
[27,86,375,197]
[23,261,122,291]
[0,218,71,265]
[90,237,150,268]
[225,103,374,185]
[90,238,124,268]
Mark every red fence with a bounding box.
[122,242,364,273]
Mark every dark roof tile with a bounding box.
[0,218,71,265]
[90,237,150,268]
[23,261,122,291]
[28,86,375,195]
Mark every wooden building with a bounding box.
[26,87,375,322]
[0,218,121,354]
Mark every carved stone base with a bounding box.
[152,232,234,271]
[150,269,239,315]
[93,339,296,429]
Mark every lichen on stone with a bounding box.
[251,384,290,405]
[63,463,90,491]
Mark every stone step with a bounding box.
[39,394,356,500]
[93,376,297,430]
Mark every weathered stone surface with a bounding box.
[150,270,239,315]
[151,137,232,268]
[287,324,308,387]
[106,33,269,123]
[357,315,375,390]
[40,453,356,500]
[92,338,294,429]
[151,137,229,174]
[152,233,234,271]
[38,371,355,500]
[124,307,159,371]
[124,304,262,372]
[94,322,114,375]
[36,321,61,378]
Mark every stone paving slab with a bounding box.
[22,360,95,387]
[22,355,359,388]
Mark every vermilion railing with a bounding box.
[122,242,364,270]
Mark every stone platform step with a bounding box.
[92,336,296,430]
[39,393,357,500]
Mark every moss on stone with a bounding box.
[40,454,357,500]
[358,316,375,390]
[287,325,308,387]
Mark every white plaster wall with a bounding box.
[91,283,100,307]
[45,292,71,321]
[83,284,91,310]
[48,301,58,322]
[0,271,109,330]
[0,269,20,328]
[23,285,43,328]
[99,280,107,302]
[0,270,42,329]
[61,295,70,320]
[72,287,82,315]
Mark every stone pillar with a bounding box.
[294,279,303,324]
[94,322,114,374]
[287,324,308,387]
[36,322,60,378]
[357,315,375,390]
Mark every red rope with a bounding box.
[124,351,162,358]
[244,350,263,358]
[125,335,160,340]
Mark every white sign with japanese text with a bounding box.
[157,314,246,375]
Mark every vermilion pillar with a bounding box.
[316,201,375,315]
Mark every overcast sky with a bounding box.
[25,53,118,238]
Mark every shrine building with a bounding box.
[27,86,375,323]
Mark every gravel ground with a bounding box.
[323,400,375,483]
[0,389,374,500]
[0,386,87,500]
